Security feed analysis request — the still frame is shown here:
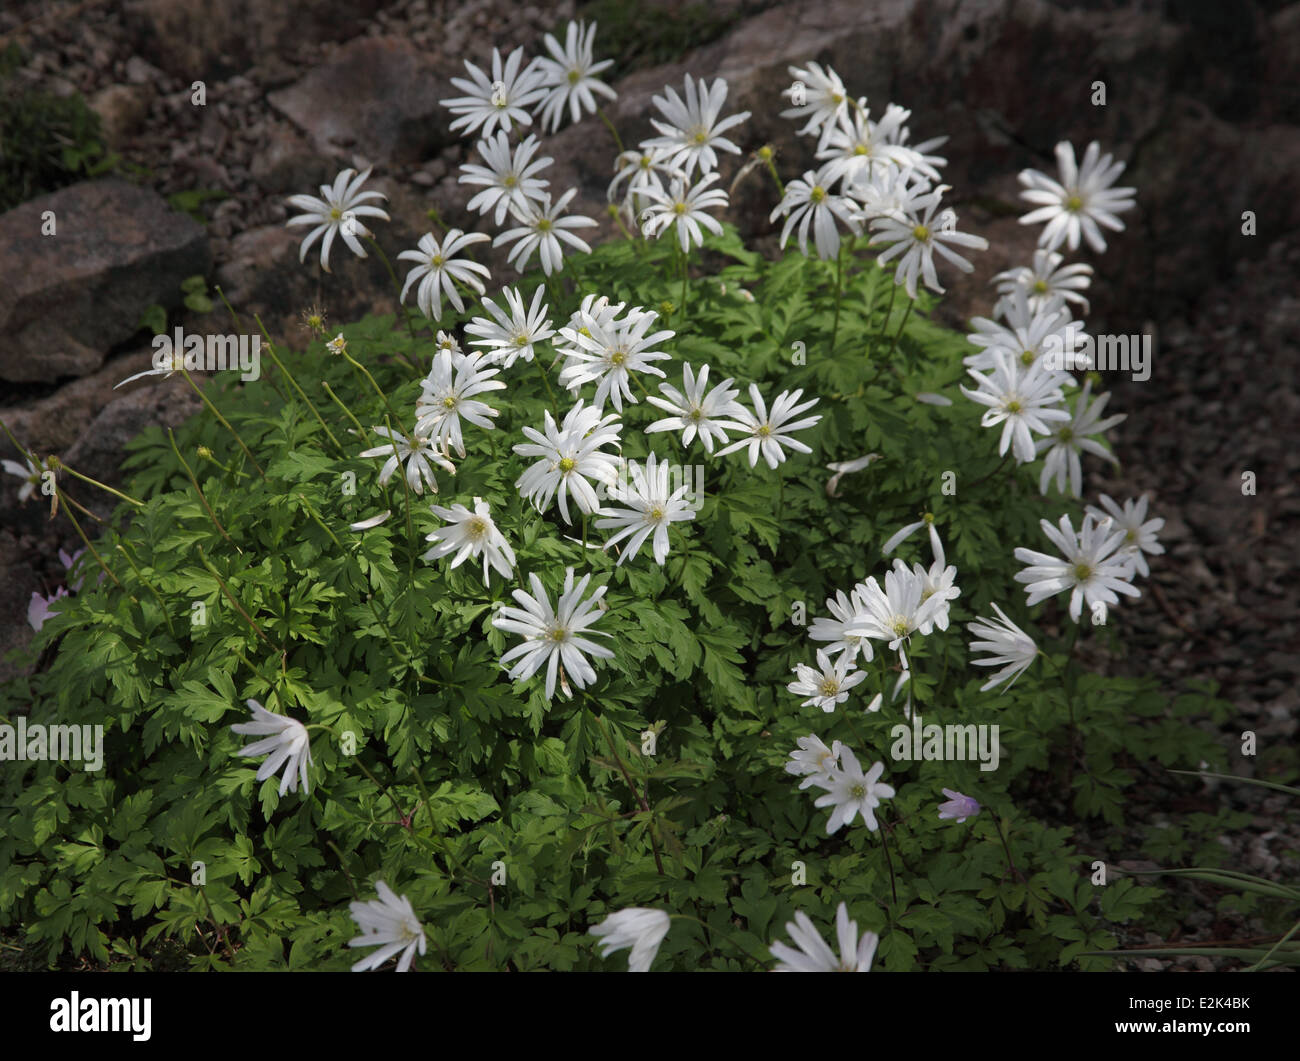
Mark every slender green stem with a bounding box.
[178,369,267,480]
[365,235,419,342]
[533,355,558,412]
[1246,917,1300,972]
[167,429,238,549]
[382,415,418,580]
[345,349,405,429]
[47,458,143,508]
[115,542,176,636]
[877,825,899,907]
[830,242,846,354]
[883,297,914,362]
[255,315,346,456]
[679,244,689,325]
[321,380,367,439]
[196,546,274,648]
[57,493,122,590]
[596,106,625,156]
[987,807,1025,882]
[669,912,771,968]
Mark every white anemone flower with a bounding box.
[807,587,876,664]
[458,131,553,226]
[440,46,547,139]
[770,165,860,260]
[1086,493,1165,578]
[424,496,516,584]
[358,426,456,495]
[1018,140,1136,254]
[770,902,879,972]
[494,189,597,275]
[2,455,47,502]
[595,452,695,566]
[1034,379,1125,497]
[557,304,674,412]
[846,563,942,662]
[532,19,617,133]
[714,384,822,469]
[1014,513,1141,624]
[645,362,746,454]
[815,102,918,189]
[466,285,555,369]
[608,145,681,224]
[415,349,506,457]
[959,350,1070,464]
[639,172,728,252]
[513,400,623,523]
[785,734,844,785]
[493,567,614,701]
[230,699,312,797]
[964,293,1086,374]
[645,74,750,177]
[779,62,851,142]
[787,648,869,712]
[805,747,895,834]
[993,248,1094,317]
[871,186,988,298]
[967,603,1038,692]
[589,908,671,972]
[285,167,390,272]
[348,882,426,973]
[396,229,490,322]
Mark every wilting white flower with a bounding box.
[770,165,860,260]
[804,747,895,834]
[397,229,490,322]
[415,349,505,457]
[441,46,547,139]
[714,384,822,470]
[645,74,750,177]
[558,304,673,412]
[1086,493,1164,578]
[913,392,952,407]
[825,452,882,498]
[466,285,555,369]
[359,426,456,495]
[779,62,851,141]
[349,510,392,531]
[532,19,617,132]
[285,167,390,272]
[1034,379,1125,497]
[960,350,1070,464]
[230,699,312,797]
[784,734,843,785]
[937,789,981,823]
[787,649,869,712]
[326,333,348,356]
[459,131,553,226]
[645,362,745,454]
[881,515,943,561]
[514,400,622,523]
[1018,140,1136,254]
[967,602,1038,692]
[348,882,426,973]
[589,908,671,972]
[770,902,879,972]
[993,248,1093,317]
[639,172,729,252]
[424,496,515,584]
[807,587,875,664]
[1014,513,1141,624]
[495,189,597,275]
[494,567,614,701]
[3,455,48,501]
[596,452,695,566]
[871,185,988,298]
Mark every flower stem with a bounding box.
[57,493,122,590]
[830,242,846,355]
[167,429,239,550]
[596,106,625,156]
[178,369,267,480]
[883,296,914,362]
[46,458,143,508]
[255,315,346,456]
[365,235,419,341]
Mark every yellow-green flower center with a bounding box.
[610,351,626,366]
[329,207,343,221]
[567,69,582,84]
[431,255,444,267]
[1006,400,1023,413]
[503,175,517,187]
[1073,562,1093,581]
[1020,349,1036,365]
[1032,279,1049,294]
[890,617,909,637]
[757,425,771,437]
[648,506,665,522]
[442,395,457,408]
[692,129,709,145]
[536,218,553,232]
[467,516,488,539]
[912,224,931,242]
[1066,195,1084,212]
[819,677,840,697]
[558,457,576,473]
[810,186,826,204]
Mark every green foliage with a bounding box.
[0,223,1221,971]
[0,43,118,211]
[573,1,744,72]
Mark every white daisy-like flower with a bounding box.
[815,101,918,189]
[645,362,745,454]
[1086,493,1165,578]
[784,734,844,785]
[532,19,617,133]
[1034,379,1125,497]
[326,333,348,356]
[113,347,188,389]
[458,131,553,226]
[959,350,1070,464]
[770,165,860,260]
[787,648,869,712]
[993,248,1094,317]
[807,587,876,664]
[877,103,948,179]
[608,145,681,224]
[230,699,312,797]
[638,171,728,252]
[871,185,988,298]
[770,902,879,972]
[494,189,598,275]
[589,908,671,973]
[285,167,390,272]
[1018,140,1136,254]
[779,62,851,142]
[557,304,674,412]
[440,46,547,140]
[424,496,516,584]
[466,285,555,369]
[3,455,48,502]
[912,555,961,634]
[595,452,695,566]
[434,330,461,357]
[348,882,426,973]
[493,567,615,701]
[415,348,506,457]
[396,229,490,322]
[967,603,1038,692]
[847,163,932,225]
[714,384,822,470]
[645,74,750,177]
[359,426,456,495]
[964,293,1086,373]
[513,399,623,523]
[1014,513,1141,624]
[804,747,895,834]
[846,564,942,661]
